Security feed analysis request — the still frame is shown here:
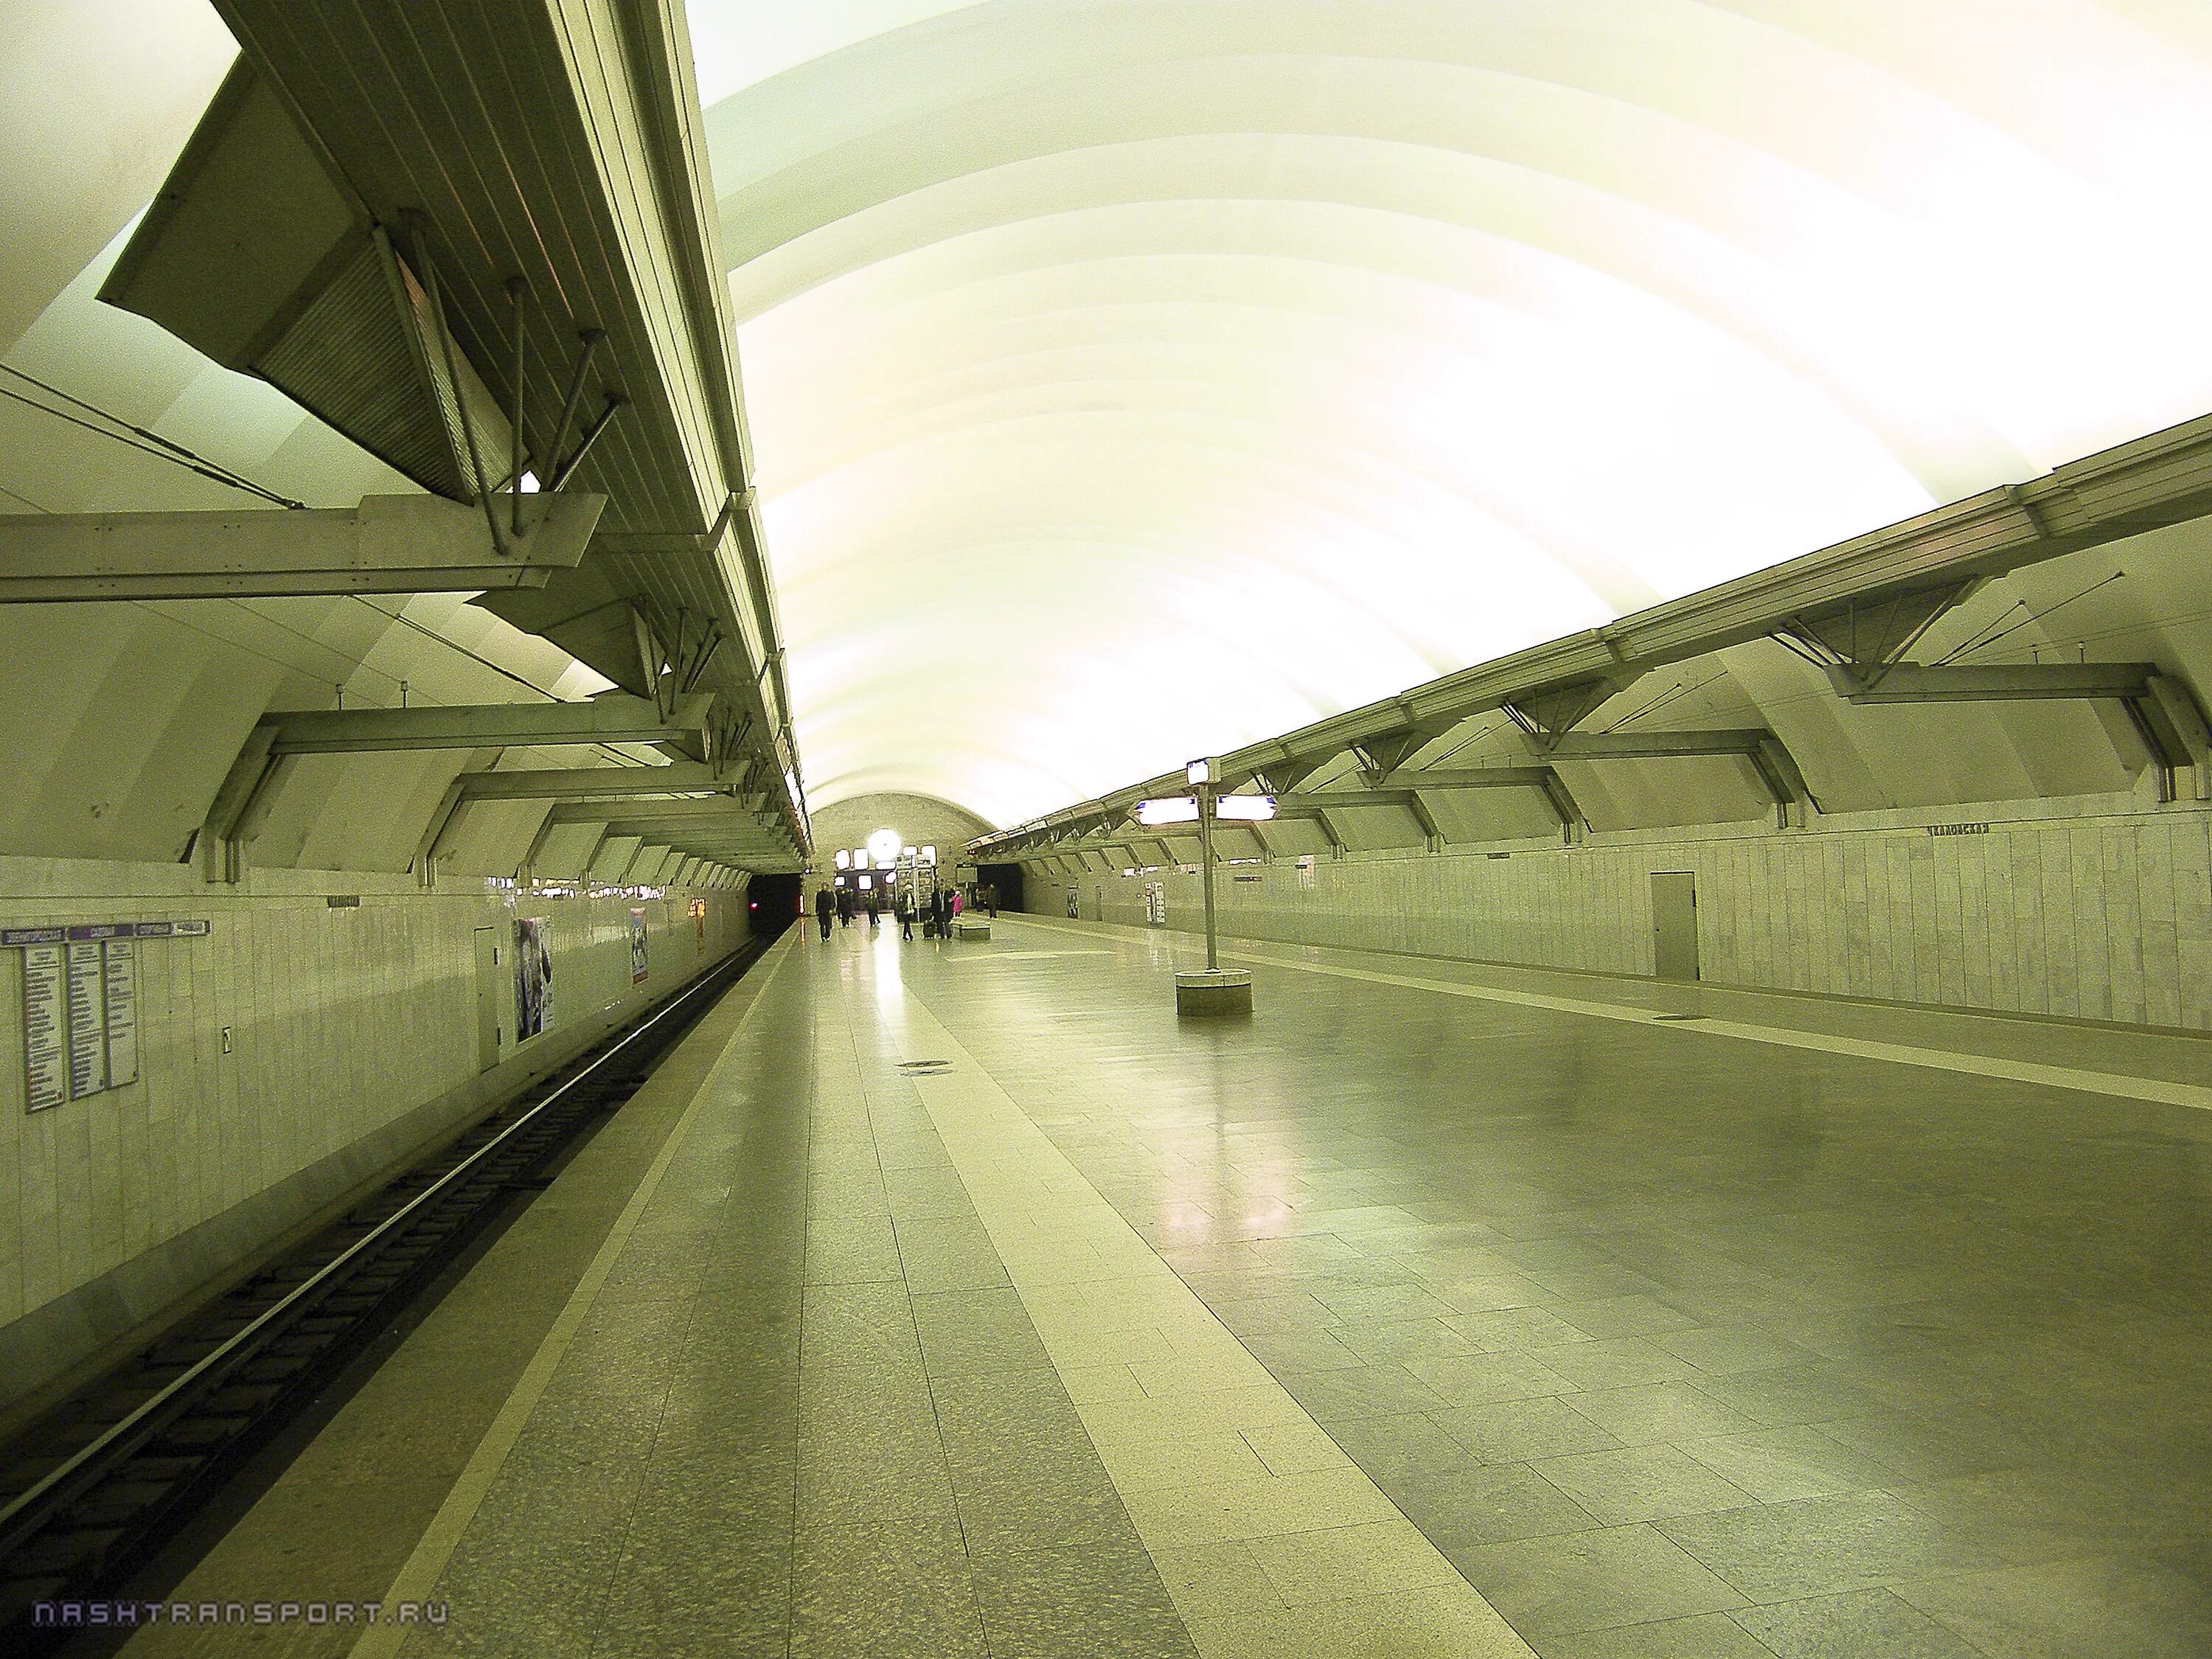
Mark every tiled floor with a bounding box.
[122,911,2212,1656]
[911,915,2212,1657]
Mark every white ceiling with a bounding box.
[697,0,2212,826]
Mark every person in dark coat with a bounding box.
[865,891,880,929]
[814,886,833,940]
[836,886,855,928]
[931,887,949,939]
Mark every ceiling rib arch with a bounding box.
[699,0,2212,821]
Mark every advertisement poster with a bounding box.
[514,918,553,1040]
[630,908,649,984]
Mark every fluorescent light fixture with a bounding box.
[903,844,918,860]
[1136,796,1200,827]
[1215,794,1277,822]
[833,849,850,869]
[858,874,872,891]
[1186,758,1213,786]
[922,845,936,863]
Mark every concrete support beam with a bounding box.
[1537,728,1812,824]
[1367,765,1588,837]
[451,762,741,802]
[542,796,768,827]
[1276,789,1418,813]
[0,493,602,601]
[260,691,713,760]
[1366,766,1559,790]
[1538,728,1777,760]
[1823,661,2158,703]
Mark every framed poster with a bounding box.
[514,918,553,1039]
[629,908,649,984]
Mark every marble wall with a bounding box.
[0,856,752,1405]
[1037,792,2212,1032]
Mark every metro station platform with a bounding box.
[116,915,2212,1659]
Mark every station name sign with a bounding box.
[3,921,210,946]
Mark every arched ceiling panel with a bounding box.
[703,1,2212,824]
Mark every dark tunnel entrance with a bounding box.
[748,872,804,939]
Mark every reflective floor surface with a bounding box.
[119,913,2212,1657]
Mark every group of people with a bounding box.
[813,882,982,942]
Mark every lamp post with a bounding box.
[1191,757,1220,973]
[1169,757,1251,1016]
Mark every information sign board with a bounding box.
[23,945,66,1112]
[66,941,106,1098]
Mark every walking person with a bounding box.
[931,886,949,941]
[866,891,880,930]
[814,885,833,941]
[837,886,855,928]
[897,888,916,940]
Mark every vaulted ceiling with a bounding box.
[698,0,2212,825]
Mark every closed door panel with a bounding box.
[1650,872,1700,982]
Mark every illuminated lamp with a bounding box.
[1215,795,1277,822]
[1135,796,1200,827]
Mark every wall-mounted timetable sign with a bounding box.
[102,938,139,1088]
[65,941,106,1098]
[9,919,204,1112]
[22,945,66,1111]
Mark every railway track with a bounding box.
[0,937,769,1645]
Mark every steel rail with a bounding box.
[0,947,749,1561]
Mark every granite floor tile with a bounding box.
[1728,1586,1984,1658]
[1557,1381,1764,1447]
[1245,1517,1463,1606]
[1528,1610,1777,1659]
[1527,1442,1757,1528]
[1892,1553,2212,1659]
[1453,1523,1749,1639]
[1405,1350,1582,1407]
[1433,1397,1627,1465]
[1277,1360,1454,1422]
[969,1537,1200,1658]
[1670,1422,1901,1504]
[789,1515,987,1659]
[1655,1488,2013,1601]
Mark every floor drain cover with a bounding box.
[898,1060,953,1074]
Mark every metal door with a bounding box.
[473,926,503,1070]
[1649,872,1700,981]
